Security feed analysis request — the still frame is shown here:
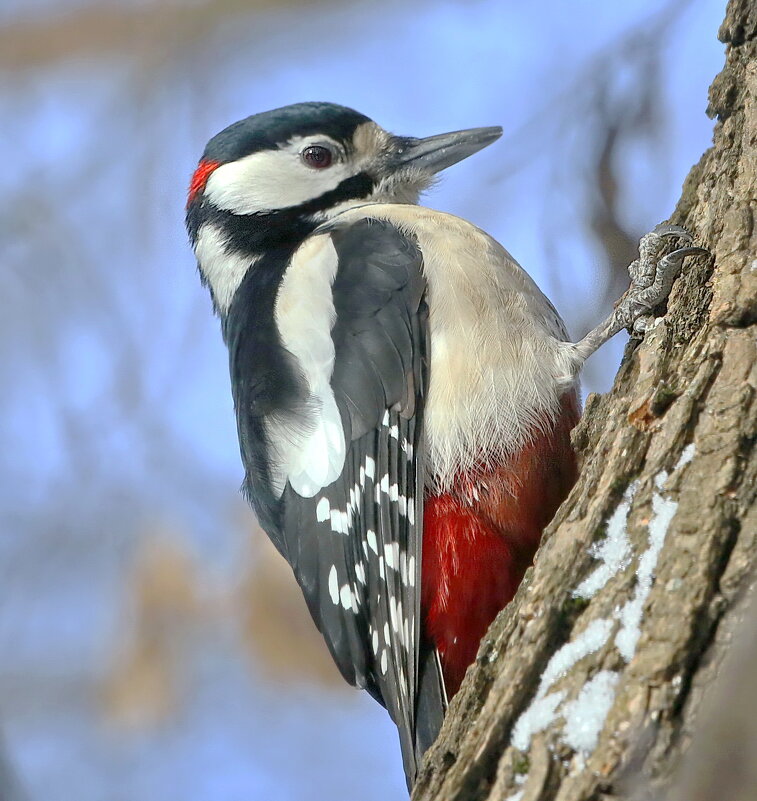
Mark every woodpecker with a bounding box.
[186,102,703,787]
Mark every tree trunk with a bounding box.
[412,2,757,799]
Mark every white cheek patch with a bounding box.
[194,223,255,313]
[204,136,352,215]
[269,234,346,497]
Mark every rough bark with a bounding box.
[412,2,757,800]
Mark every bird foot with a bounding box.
[569,224,709,370]
[616,223,709,338]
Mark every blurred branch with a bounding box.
[0,0,342,69]
[101,534,199,730]
[0,733,27,801]
[585,44,664,310]
[486,0,691,186]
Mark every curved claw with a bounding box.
[662,245,710,263]
[652,223,694,242]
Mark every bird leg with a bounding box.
[569,223,709,369]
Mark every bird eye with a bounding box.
[301,145,333,169]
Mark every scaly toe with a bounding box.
[632,315,652,336]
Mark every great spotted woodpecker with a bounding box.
[186,102,703,787]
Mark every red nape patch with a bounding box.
[187,158,221,207]
[422,392,580,698]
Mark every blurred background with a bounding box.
[0,1,723,799]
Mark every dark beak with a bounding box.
[392,126,502,174]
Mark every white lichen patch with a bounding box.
[675,442,696,470]
[511,691,567,752]
[615,469,678,661]
[574,482,638,599]
[537,619,614,697]
[511,618,613,751]
[510,462,684,768]
[562,670,620,755]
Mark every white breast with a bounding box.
[335,204,578,492]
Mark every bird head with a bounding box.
[186,102,501,311]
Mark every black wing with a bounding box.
[277,217,444,785]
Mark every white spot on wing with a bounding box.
[328,566,339,605]
[385,542,400,570]
[330,509,344,534]
[316,497,330,522]
[389,597,398,632]
[400,553,408,585]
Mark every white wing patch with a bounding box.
[271,234,346,497]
